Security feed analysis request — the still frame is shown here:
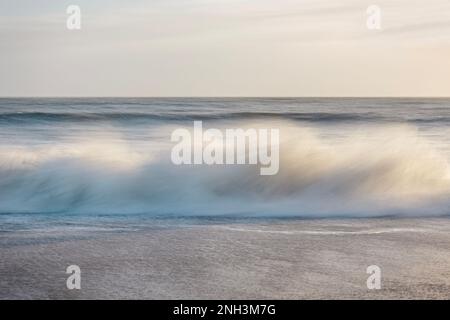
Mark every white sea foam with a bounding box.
[0,121,449,217]
[213,226,431,235]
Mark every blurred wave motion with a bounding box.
[1,98,449,217]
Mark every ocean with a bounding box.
[0,97,449,218]
[1,98,450,299]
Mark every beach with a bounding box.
[1,217,450,299]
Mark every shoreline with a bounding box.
[1,217,450,299]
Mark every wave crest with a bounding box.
[0,122,449,217]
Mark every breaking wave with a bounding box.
[0,122,449,217]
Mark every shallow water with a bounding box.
[1,217,450,299]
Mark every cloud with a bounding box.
[1,0,450,96]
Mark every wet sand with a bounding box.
[1,217,450,299]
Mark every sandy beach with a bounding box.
[1,217,450,299]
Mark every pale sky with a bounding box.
[1,0,450,97]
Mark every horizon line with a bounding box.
[1,96,450,99]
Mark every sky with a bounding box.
[1,0,450,97]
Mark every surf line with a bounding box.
[171,121,279,175]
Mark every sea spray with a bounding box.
[0,121,449,217]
